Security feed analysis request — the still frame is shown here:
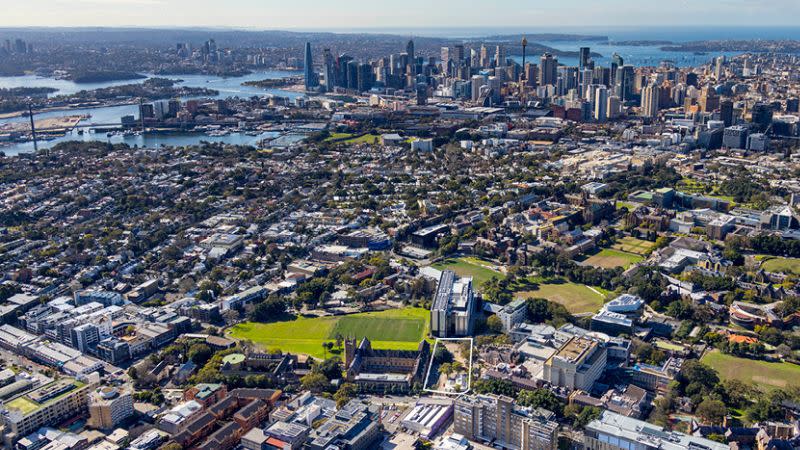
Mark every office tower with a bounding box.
[406,39,415,61]
[88,387,134,430]
[346,60,359,90]
[303,42,318,90]
[594,85,608,122]
[699,86,719,113]
[336,54,353,88]
[539,53,558,86]
[579,47,591,70]
[388,53,398,76]
[479,44,490,68]
[495,45,506,67]
[787,98,800,113]
[357,63,373,92]
[640,84,660,118]
[524,63,538,87]
[453,44,465,65]
[607,95,621,119]
[441,47,451,75]
[455,394,559,450]
[616,65,635,101]
[610,53,624,86]
[579,68,593,97]
[471,75,486,102]
[720,99,734,127]
[323,48,335,91]
[685,72,699,87]
[416,83,428,106]
[714,56,725,79]
[751,102,773,131]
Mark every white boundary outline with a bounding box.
[423,337,474,395]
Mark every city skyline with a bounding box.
[3,0,800,29]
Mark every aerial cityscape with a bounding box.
[2,2,800,450]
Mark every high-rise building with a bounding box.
[720,99,734,127]
[723,125,749,149]
[346,60,359,91]
[640,84,660,118]
[594,85,608,122]
[88,387,134,430]
[579,47,591,70]
[610,53,624,86]
[479,45,490,68]
[336,54,353,89]
[453,44,465,66]
[323,48,335,92]
[303,42,318,91]
[441,47,451,76]
[539,53,558,86]
[406,39,415,61]
[455,394,559,450]
[431,270,476,338]
[615,65,635,102]
[495,45,506,67]
[751,102,774,131]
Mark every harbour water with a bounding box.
[0,70,303,155]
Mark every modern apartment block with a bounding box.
[454,394,559,450]
[0,379,90,447]
[431,270,476,338]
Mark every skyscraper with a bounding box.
[303,42,318,91]
[539,53,558,86]
[594,85,608,122]
[479,45,490,68]
[610,53,624,86]
[720,99,734,127]
[323,48,335,92]
[616,65,635,102]
[441,47,451,76]
[495,45,506,67]
[579,47,591,70]
[640,84,660,118]
[406,39,415,61]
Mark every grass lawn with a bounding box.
[584,248,644,269]
[515,280,606,314]
[432,257,503,290]
[228,307,429,359]
[612,237,656,256]
[759,256,800,275]
[343,134,381,144]
[615,201,640,211]
[6,396,38,414]
[701,350,800,390]
[323,132,354,142]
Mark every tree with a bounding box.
[161,443,183,450]
[301,373,330,392]
[696,399,727,424]
[188,343,213,366]
[249,296,287,322]
[486,315,504,333]
[334,383,358,408]
[516,389,563,416]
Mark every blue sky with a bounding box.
[3,0,800,28]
